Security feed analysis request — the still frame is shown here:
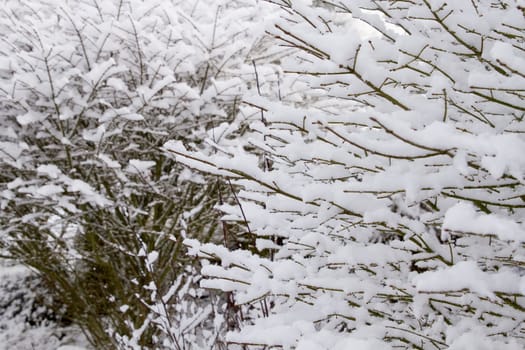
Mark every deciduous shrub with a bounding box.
[0,0,281,348]
[168,1,525,348]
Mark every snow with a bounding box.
[414,261,523,297]
[443,202,525,242]
[37,164,62,179]
[36,184,64,196]
[126,159,156,174]
[97,154,121,168]
[16,112,48,125]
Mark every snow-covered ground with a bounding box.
[0,264,89,350]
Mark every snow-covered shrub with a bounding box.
[0,0,280,348]
[167,0,525,348]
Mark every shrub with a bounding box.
[168,0,525,348]
[0,0,280,348]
